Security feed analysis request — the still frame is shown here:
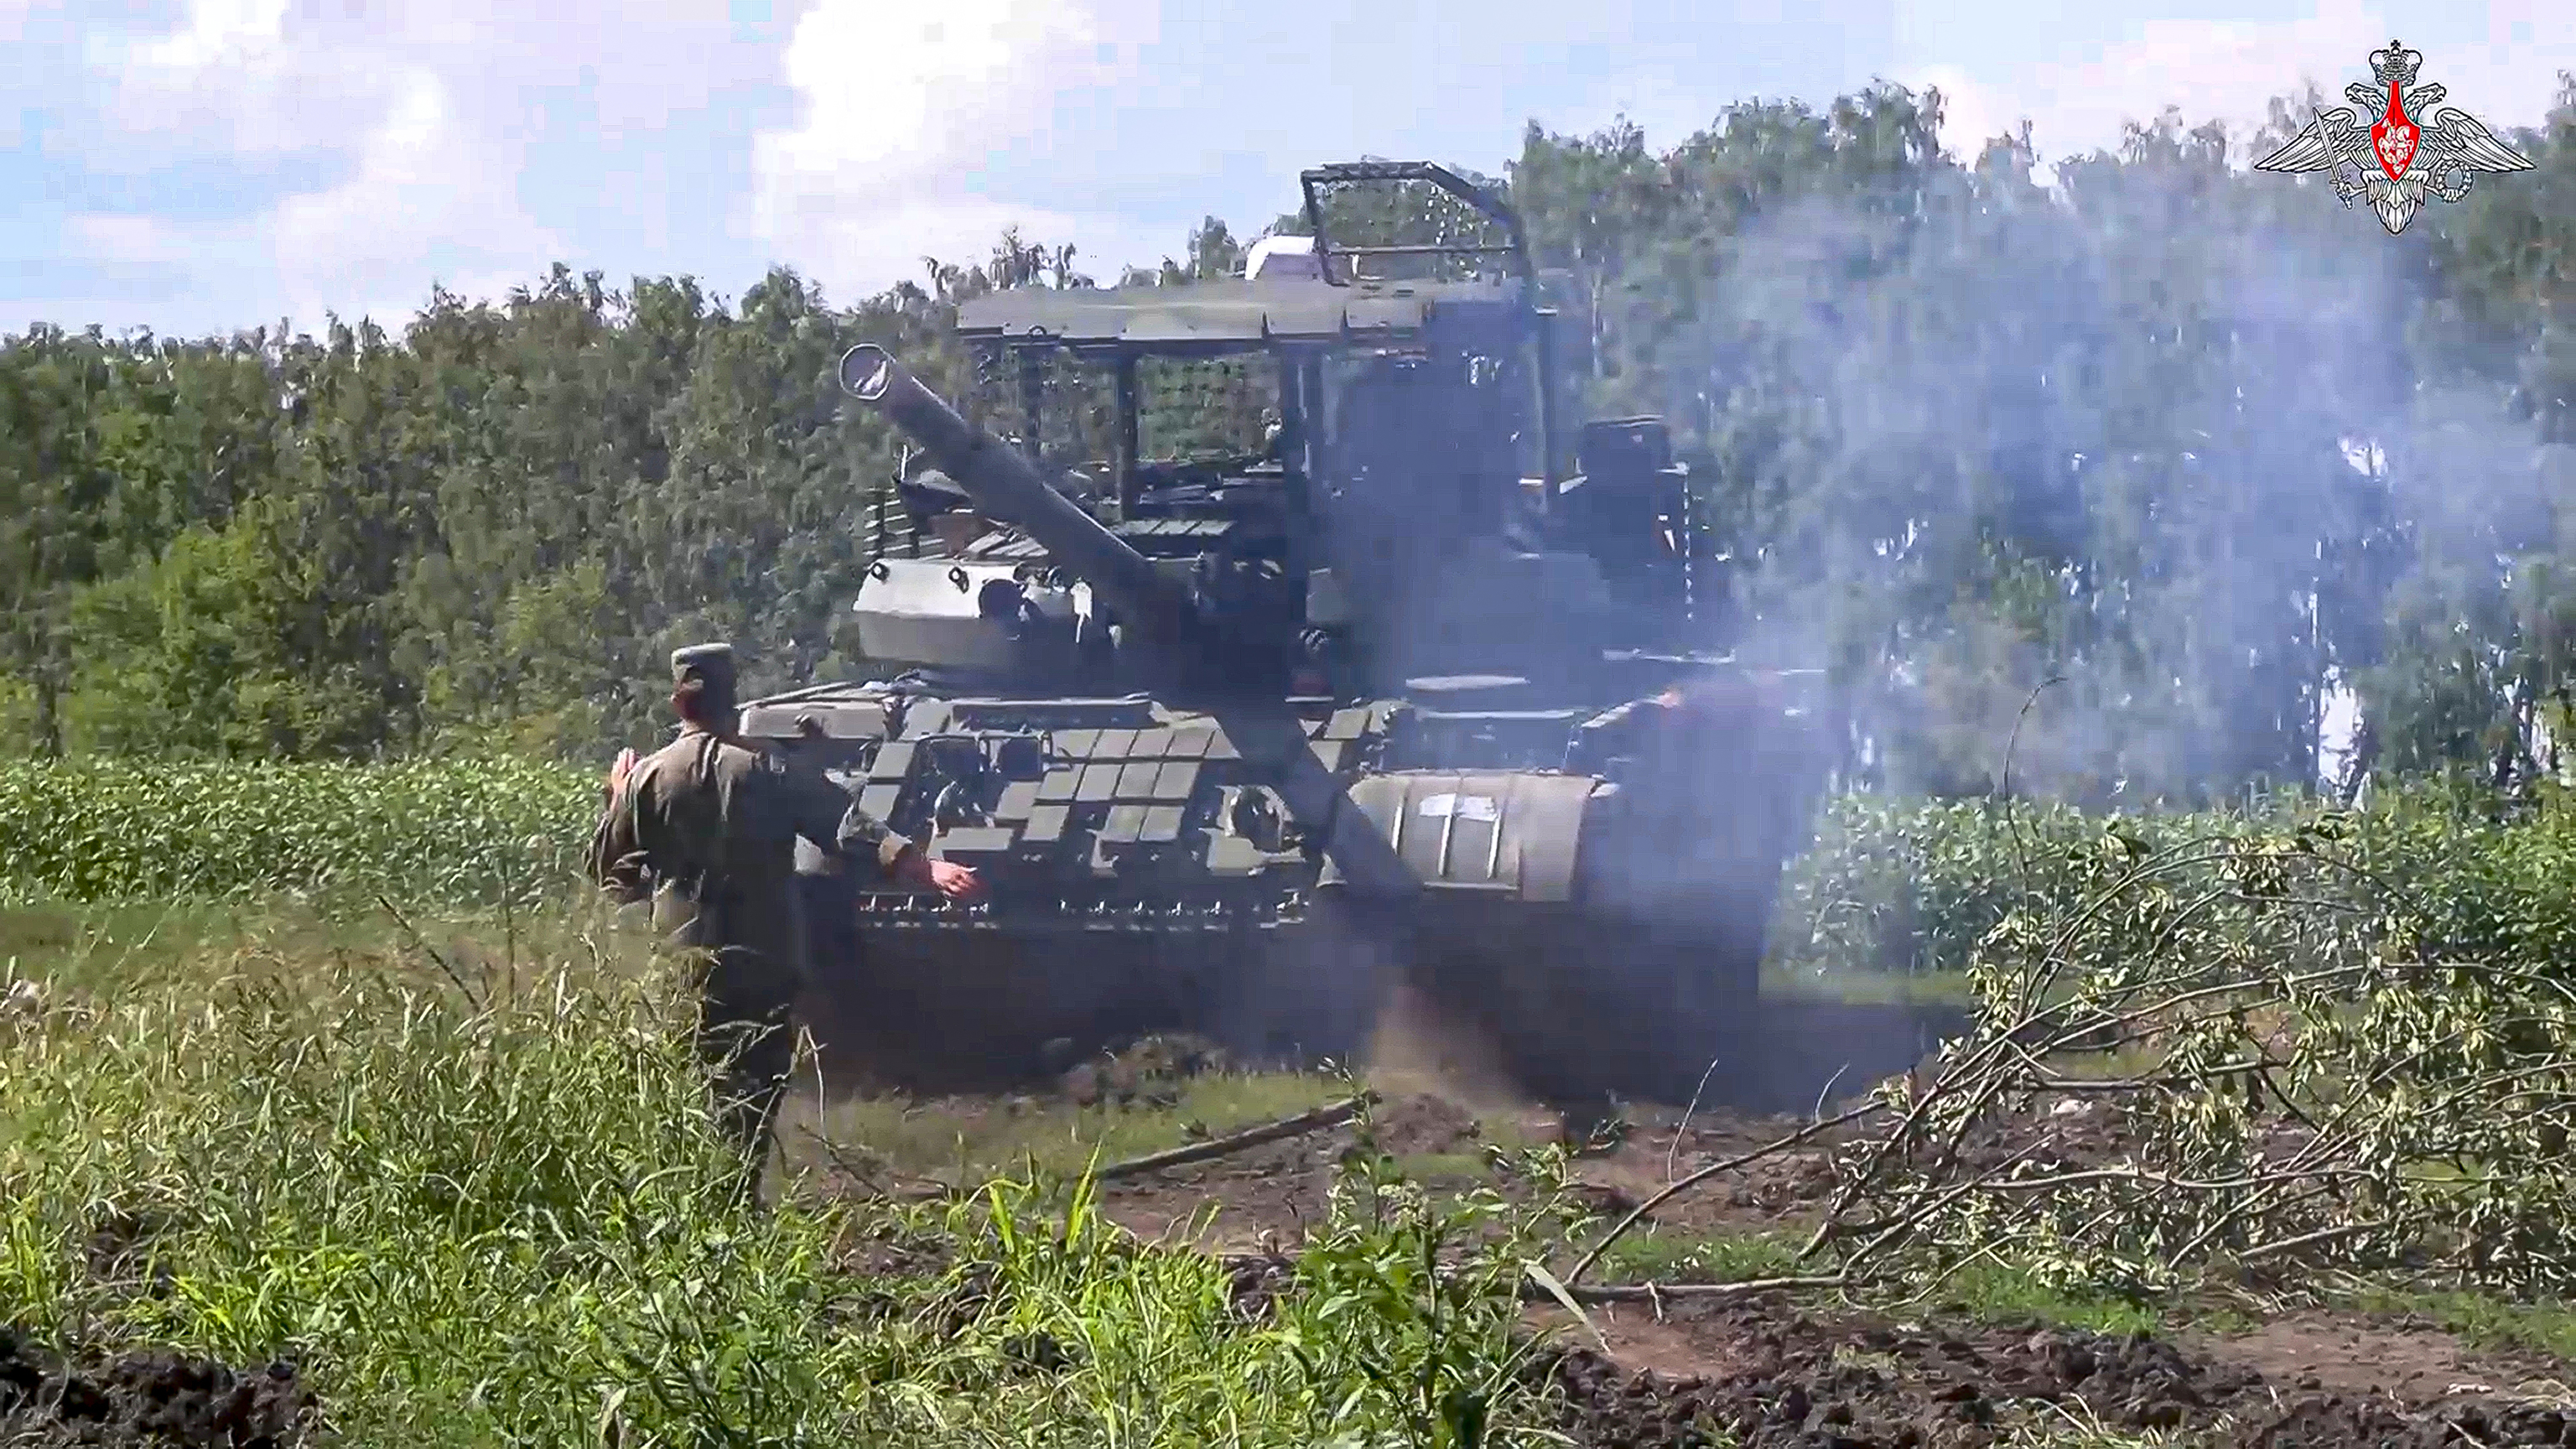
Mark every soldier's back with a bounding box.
[622,730,809,967]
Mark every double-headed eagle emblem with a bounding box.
[2254,40,2533,235]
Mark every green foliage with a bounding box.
[18,752,2576,999]
[1773,781,2576,989]
[5,75,2573,800]
[0,921,1590,1446]
[0,949,848,1445]
[62,497,380,758]
[1583,1226,1807,1288]
[1772,779,2576,1303]
[1505,82,2576,802]
[0,757,595,909]
[1264,1134,1575,1449]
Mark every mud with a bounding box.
[1361,1092,1489,1159]
[795,969,2576,1441]
[1537,1306,2576,1448]
[1078,1082,2576,1445]
[0,1331,309,1447]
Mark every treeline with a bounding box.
[3,80,2573,806]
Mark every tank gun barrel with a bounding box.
[840,344,1183,644]
[837,342,1419,903]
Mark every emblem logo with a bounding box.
[2253,40,2533,235]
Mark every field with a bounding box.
[12,762,2576,1445]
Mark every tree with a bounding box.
[7,77,2573,805]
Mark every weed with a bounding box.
[0,906,1594,1446]
[2352,1286,2576,1362]
[801,1072,1350,1187]
[1586,1227,1807,1287]
[1918,1263,2167,1338]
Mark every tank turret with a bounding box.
[838,343,1417,901]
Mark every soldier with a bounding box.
[589,642,983,1199]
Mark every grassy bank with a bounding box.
[11,782,2576,1441]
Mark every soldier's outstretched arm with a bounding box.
[828,791,985,901]
[770,754,983,901]
[830,801,917,879]
[771,759,913,876]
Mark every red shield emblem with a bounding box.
[2371,82,2418,180]
[2252,41,2536,236]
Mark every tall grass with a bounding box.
[0,758,595,908]
[0,929,1571,1446]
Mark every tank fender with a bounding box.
[1321,771,1604,901]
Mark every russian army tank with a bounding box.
[747,163,1832,1102]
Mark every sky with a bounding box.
[3,0,2571,338]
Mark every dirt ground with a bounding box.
[0,1329,308,1448]
[1159,1093,2576,1446]
[835,984,2576,1448]
[1532,1306,2576,1447]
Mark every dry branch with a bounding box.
[1539,813,2576,1305]
[1523,1272,1852,1306]
[795,1124,959,1200]
[1092,1093,1378,1182]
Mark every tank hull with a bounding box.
[756,675,1824,1104]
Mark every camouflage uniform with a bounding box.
[587,644,911,1192]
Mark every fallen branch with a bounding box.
[1523,1272,1852,1306]
[1093,1093,1378,1183]
[376,891,480,1009]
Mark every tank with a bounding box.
[747,162,1833,1103]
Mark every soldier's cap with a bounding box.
[670,643,737,693]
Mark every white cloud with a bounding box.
[48,0,775,330]
[261,69,568,326]
[52,0,1145,331]
[1900,0,2576,178]
[745,0,1174,293]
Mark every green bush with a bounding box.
[17,755,2576,997]
[1773,781,2576,983]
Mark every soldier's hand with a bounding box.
[605,747,638,797]
[894,846,984,902]
[925,858,985,902]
